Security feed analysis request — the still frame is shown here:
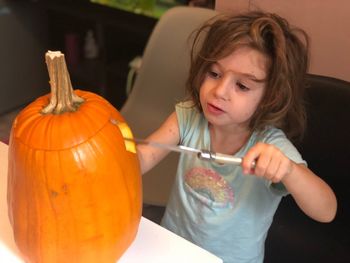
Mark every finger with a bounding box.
[266,149,289,180]
[264,156,281,181]
[254,144,276,177]
[242,149,260,174]
[243,142,269,174]
[272,158,293,183]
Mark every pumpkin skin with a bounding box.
[7,88,142,263]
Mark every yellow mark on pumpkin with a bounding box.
[110,119,136,154]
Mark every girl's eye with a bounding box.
[208,70,221,79]
[237,82,250,91]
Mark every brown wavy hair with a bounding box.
[186,11,309,141]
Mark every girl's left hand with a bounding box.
[242,142,294,183]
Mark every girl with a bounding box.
[136,11,337,263]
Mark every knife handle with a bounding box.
[198,150,256,168]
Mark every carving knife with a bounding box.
[124,137,249,166]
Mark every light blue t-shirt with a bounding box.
[161,101,306,263]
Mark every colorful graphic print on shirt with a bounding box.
[185,167,234,208]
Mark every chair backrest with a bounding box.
[121,6,218,205]
[265,74,350,262]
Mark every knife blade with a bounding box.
[123,137,248,166]
[124,137,200,154]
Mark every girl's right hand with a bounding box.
[242,142,294,183]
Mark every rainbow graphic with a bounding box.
[185,167,234,208]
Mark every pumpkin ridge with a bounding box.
[16,112,51,149]
[12,113,115,151]
[13,89,125,151]
[42,151,60,261]
[26,148,40,261]
[48,150,80,260]
[10,123,125,188]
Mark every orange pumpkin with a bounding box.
[7,51,142,263]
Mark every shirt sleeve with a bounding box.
[262,128,307,166]
[175,101,198,145]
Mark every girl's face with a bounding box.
[199,46,268,132]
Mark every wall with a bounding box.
[215,0,350,82]
[0,1,48,114]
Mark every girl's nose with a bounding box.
[214,75,231,101]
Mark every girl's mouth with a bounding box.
[207,103,225,115]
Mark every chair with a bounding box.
[121,6,218,206]
[264,74,350,263]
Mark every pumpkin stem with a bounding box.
[41,51,84,114]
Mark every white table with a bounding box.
[0,141,222,263]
